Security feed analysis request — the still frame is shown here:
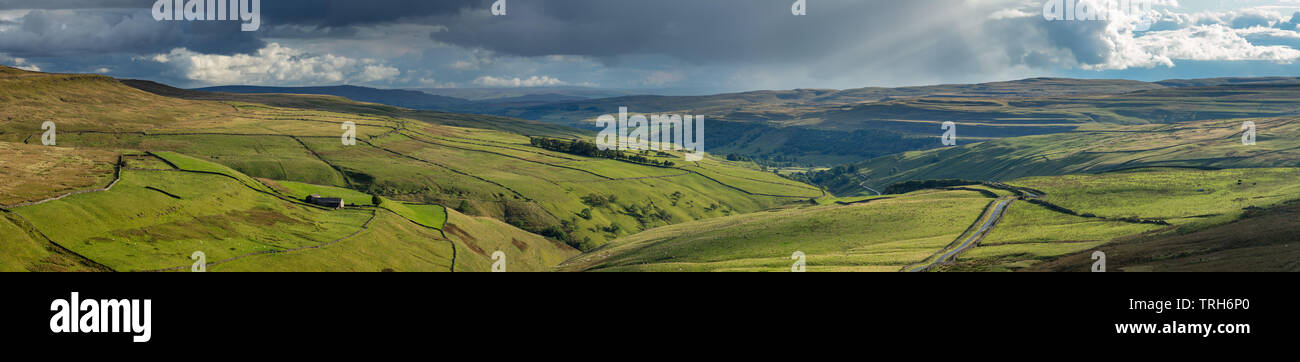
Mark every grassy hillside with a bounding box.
[562,167,1300,272]
[0,142,118,206]
[0,211,109,272]
[1008,168,1300,227]
[1023,199,1300,272]
[943,167,1300,271]
[3,150,573,272]
[558,189,994,272]
[1,67,817,272]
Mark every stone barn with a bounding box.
[305,194,345,209]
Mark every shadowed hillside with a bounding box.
[806,117,1300,196]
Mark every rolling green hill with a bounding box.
[564,167,1300,272]
[1023,199,1300,272]
[558,188,995,272]
[1,66,819,271]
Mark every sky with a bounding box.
[3,0,1300,94]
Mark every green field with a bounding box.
[269,180,378,206]
[559,189,993,272]
[3,154,570,272]
[0,212,107,272]
[1009,168,1300,227]
[938,167,1300,271]
[381,201,448,230]
[11,168,368,271]
[979,203,1161,246]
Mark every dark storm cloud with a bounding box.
[258,0,481,28]
[0,9,263,57]
[0,1,488,57]
[431,0,950,64]
[5,0,1291,90]
[0,0,144,9]
[0,0,487,26]
[1,0,1102,89]
[0,0,1090,69]
[424,0,1107,70]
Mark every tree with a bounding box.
[371,194,383,206]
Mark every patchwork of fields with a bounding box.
[0,68,813,271]
[3,66,1297,272]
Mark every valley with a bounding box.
[2,65,1297,272]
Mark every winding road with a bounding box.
[908,197,1015,272]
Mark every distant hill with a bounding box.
[195,85,472,110]
[490,78,1169,124]
[181,76,1300,169]
[416,86,633,101]
[802,114,1300,196]
[1155,76,1300,88]
[127,80,582,138]
[482,93,591,105]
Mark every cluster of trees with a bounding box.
[530,137,676,167]
[725,153,803,169]
[782,164,862,191]
[622,202,672,225]
[882,179,980,195]
[725,153,752,162]
[581,193,618,207]
[577,193,676,239]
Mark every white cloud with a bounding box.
[472,75,568,87]
[1086,24,1300,70]
[358,65,401,82]
[148,43,402,85]
[1012,2,1300,70]
[11,57,39,71]
[447,48,498,71]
